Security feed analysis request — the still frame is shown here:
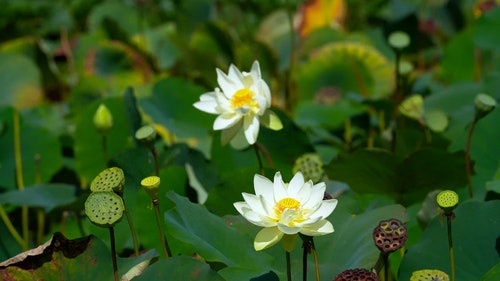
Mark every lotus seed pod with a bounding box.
[373,218,407,254]
[292,153,324,183]
[141,176,160,200]
[436,190,459,214]
[93,104,113,135]
[84,192,124,228]
[474,93,496,120]
[90,167,125,196]
[388,31,410,50]
[333,268,380,281]
[410,269,449,281]
[135,125,157,148]
[398,60,414,76]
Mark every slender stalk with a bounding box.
[13,110,29,251]
[124,207,140,256]
[310,239,320,281]
[0,205,26,249]
[465,117,478,198]
[284,0,297,111]
[150,146,160,177]
[383,253,389,281]
[255,142,274,168]
[253,144,264,175]
[109,227,119,281]
[286,251,292,281]
[446,214,456,281]
[303,243,308,281]
[153,199,170,257]
[34,154,45,245]
[102,135,109,164]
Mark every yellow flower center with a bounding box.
[231,88,254,109]
[275,197,300,216]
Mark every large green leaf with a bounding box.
[139,77,213,155]
[474,7,500,51]
[325,148,467,205]
[164,192,276,280]
[133,256,225,281]
[0,184,76,212]
[399,200,500,280]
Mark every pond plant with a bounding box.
[1,1,500,280]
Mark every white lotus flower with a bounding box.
[193,61,282,148]
[234,171,338,251]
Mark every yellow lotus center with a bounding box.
[275,197,300,215]
[231,88,254,109]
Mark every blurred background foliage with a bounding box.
[1,0,500,280]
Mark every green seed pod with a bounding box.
[141,176,160,201]
[135,125,157,148]
[93,104,113,135]
[84,192,124,228]
[292,153,324,183]
[90,167,125,196]
[436,190,459,214]
[474,93,496,120]
[410,269,449,281]
[388,31,410,50]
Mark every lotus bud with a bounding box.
[93,103,113,135]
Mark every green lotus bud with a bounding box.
[436,190,459,214]
[388,31,410,50]
[141,176,160,200]
[93,104,113,135]
[135,125,157,148]
[84,191,124,228]
[90,167,125,196]
[474,93,496,120]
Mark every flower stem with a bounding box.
[446,214,456,281]
[310,239,320,281]
[153,199,170,257]
[150,146,160,177]
[286,251,292,281]
[253,144,264,175]
[102,135,109,164]
[0,205,26,249]
[302,243,308,281]
[34,154,45,245]
[13,109,29,251]
[109,227,119,281]
[465,117,478,198]
[124,207,140,256]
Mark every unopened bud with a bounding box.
[93,104,113,135]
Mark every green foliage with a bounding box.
[1,0,500,280]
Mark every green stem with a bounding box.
[109,227,119,281]
[124,207,140,256]
[286,250,292,281]
[284,0,297,111]
[447,214,456,281]
[153,199,170,257]
[310,239,320,281]
[13,109,29,251]
[35,154,45,245]
[0,205,26,249]
[465,117,478,198]
[253,144,264,175]
[102,135,109,164]
[303,243,308,281]
[150,146,160,177]
[383,253,389,281]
